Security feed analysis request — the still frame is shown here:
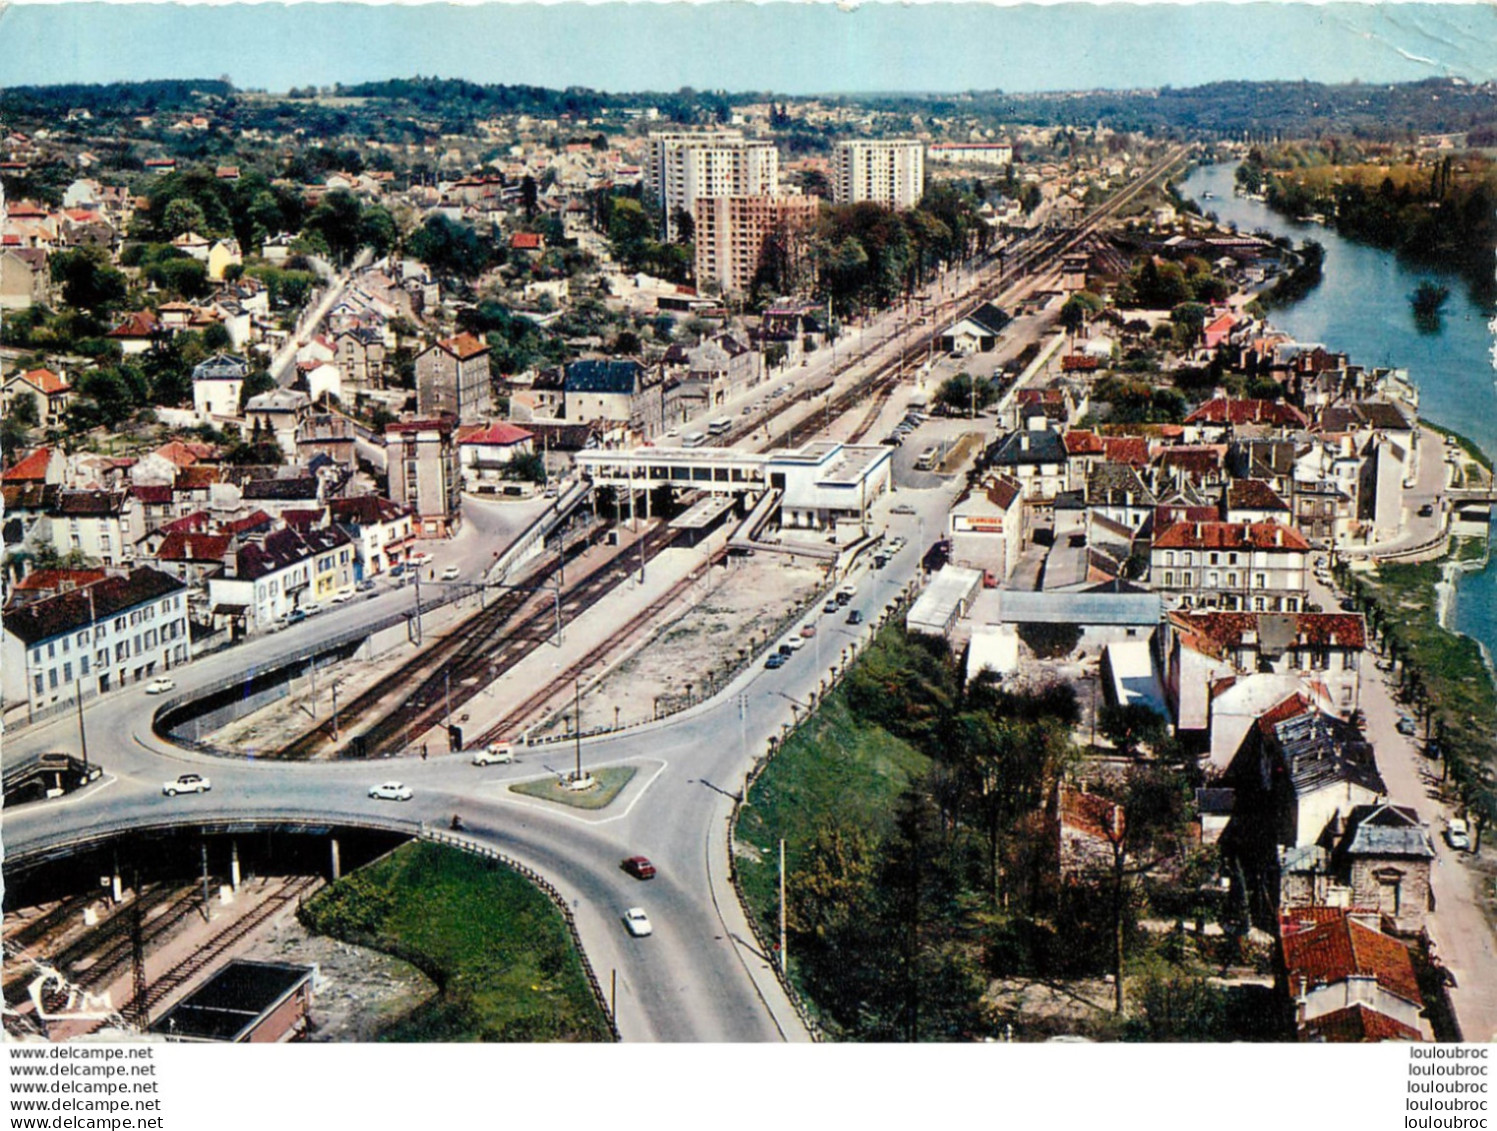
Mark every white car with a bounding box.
[369,781,413,801]
[472,743,514,766]
[409,551,433,567]
[330,586,356,604]
[440,565,461,581]
[622,907,653,937]
[163,773,211,796]
[144,677,176,695]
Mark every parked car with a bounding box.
[823,600,839,615]
[331,586,355,604]
[1447,819,1470,851]
[287,609,307,626]
[163,773,210,796]
[409,551,433,567]
[144,677,176,695]
[800,625,817,638]
[356,579,376,593]
[622,907,653,937]
[846,610,864,626]
[765,653,788,669]
[369,781,413,801]
[440,565,461,581]
[622,856,656,880]
[782,636,806,652]
[389,564,406,578]
[472,743,514,766]
[300,601,323,617]
[1396,715,1419,737]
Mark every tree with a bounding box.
[407,215,489,280]
[1059,296,1090,340]
[304,189,365,264]
[9,391,39,429]
[50,248,126,315]
[936,372,993,417]
[1098,703,1168,757]
[358,206,398,259]
[238,368,277,411]
[162,197,208,238]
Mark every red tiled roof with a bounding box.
[509,232,543,250]
[1256,692,1316,736]
[458,422,534,446]
[437,332,489,361]
[1185,397,1309,429]
[1064,430,1106,456]
[13,568,107,592]
[1226,479,1290,512]
[107,311,160,339]
[1301,1004,1421,1043]
[174,466,221,490]
[1280,910,1424,1008]
[157,531,232,562]
[220,510,274,535]
[1058,787,1123,843]
[131,484,173,505]
[3,447,55,482]
[1154,520,1310,552]
[1101,437,1151,467]
[13,368,70,395]
[1171,611,1367,657]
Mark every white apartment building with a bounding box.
[833,139,925,209]
[646,132,780,240]
[2,567,191,711]
[1151,521,1310,612]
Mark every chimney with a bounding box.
[1329,632,1338,647]
[1194,522,1202,540]
[1020,434,1031,452]
[1275,528,1284,547]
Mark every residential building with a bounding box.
[1280,908,1425,1042]
[328,496,414,577]
[2,567,190,710]
[832,139,925,209]
[456,422,536,493]
[985,430,1070,501]
[939,302,1011,354]
[207,524,355,631]
[927,142,1012,167]
[2,367,72,427]
[1151,520,1310,612]
[385,418,461,538]
[563,360,654,432]
[191,353,249,421]
[1279,803,1435,934]
[948,473,1023,583]
[693,194,819,298]
[46,489,139,567]
[645,131,780,240]
[334,327,386,388]
[244,389,310,458]
[416,333,491,424]
[0,246,48,310]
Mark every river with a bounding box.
[1180,161,1497,666]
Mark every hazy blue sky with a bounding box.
[3,3,1496,93]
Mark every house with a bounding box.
[385,418,461,538]
[207,524,355,632]
[46,489,140,567]
[939,303,1012,354]
[0,246,48,309]
[294,360,341,404]
[2,567,190,710]
[334,327,386,388]
[948,473,1023,583]
[1279,908,1425,1042]
[106,310,163,356]
[985,430,1070,502]
[239,473,321,519]
[3,445,66,487]
[328,495,414,577]
[1223,479,1292,525]
[1279,803,1434,934]
[206,239,243,281]
[509,231,545,254]
[416,333,492,424]
[2,368,73,428]
[457,422,536,493]
[244,390,310,459]
[155,530,233,588]
[191,354,250,421]
[1150,520,1310,612]
[563,359,654,434]
[1184,396,1310,442]
[295,414,357,468]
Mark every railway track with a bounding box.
[470,545,728,747]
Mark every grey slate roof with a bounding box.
[565,359,643,395]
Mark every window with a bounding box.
[1183,552,1194,566]
[63,661,72,682]
[115,643,127,663]
[34,674,43,695]
[48,670,58,690]
[1209,553,1220,566]
[80,655,89,675]
[1165,551,1175,566]
[1164,571,1175,586]
[1254,573,1266,589]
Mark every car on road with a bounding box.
[163,773,210,796]
[846,609,864,626]
[622,907,653,937]
[765,653,788,669]
[356,578,376,593]
[622,856,656,880]
[369,781,413,801]
[823,600,839,615]
[1396,715,1419,737]
[389,564,406,578]
[471,743,514,765]
[409,551,433,567]
[891,504,917,515]
[1340,598,1357,612]
[800,625,817,639]
[287,608,307,626]
[331,586,355,604]
[440,565,461,581]
[881,434,904,447]
[782,637,806,652]
[1419,503,1436,518]
[299,601,323,617]
[144,677,176,695]
[1447,819,1471,851]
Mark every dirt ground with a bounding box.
[237,915,436,1042]
[531,553,827,737]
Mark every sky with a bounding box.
[2,2,1497,94]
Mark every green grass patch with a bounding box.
[510,764,636,810]
[1425,422,1494,473]
[298,841,611,1042]
[735,684,930,948]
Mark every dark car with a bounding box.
[389,564,406,578]
[1419,503,1435,517]
[622,856,656,880]
[778,643,796,657]
[846,609,864,625]
[765,653,788,669]
[1339,598,1357,612]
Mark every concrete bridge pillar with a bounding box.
[329,837,342,881]
[230,839,241,892]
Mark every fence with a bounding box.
[418,826,620,1041]
[720,585,917,1044]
